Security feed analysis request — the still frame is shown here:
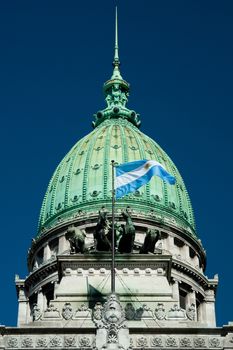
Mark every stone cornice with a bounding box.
[172,258,218,291]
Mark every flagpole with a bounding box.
[111,160,115,294]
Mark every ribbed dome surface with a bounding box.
[38,118,196,237]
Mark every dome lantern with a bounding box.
[92,8,141,129]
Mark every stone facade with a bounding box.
[7,10,232,350]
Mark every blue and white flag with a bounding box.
[115,159,176,199]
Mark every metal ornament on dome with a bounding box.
[92,7,141,129]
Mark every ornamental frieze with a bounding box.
[3,334,225,349]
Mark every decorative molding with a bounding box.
[62,303,73,320]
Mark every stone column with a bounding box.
[186,289,196,305]
[166,234,174,254]
[0,335,4,350]
[172,279,180,304]
[193,254,199,269]
[37,288,45,311]
[58,233,70,254]
[43,242,51,261]
[182,244,190,261]
[197,302,204,322]
[202,289,216,326]
[17,287,28,326]
[186,289,197,321]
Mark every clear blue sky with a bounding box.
[0,0,232,326]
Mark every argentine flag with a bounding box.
[115,159,176,199]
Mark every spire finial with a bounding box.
[111,6,122,80]
[92,6,141,129]
[114,6,119,64]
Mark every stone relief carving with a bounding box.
[193,337,206,348]
[209,337,220,348]
[62,302,73,320]
[32,303,42,321]
[186,303,196,321]
[154,303,166,320]
[21,338,33,348]
[165,337,177,347]
[75,304,91,318]
[167,304,186,319]
[7,337,18,348]
[150,337,162,347]
[44,304,60,318]
[93,294,129,350]
[49,337,62,348]
[180,337,191,347]
[36,338,47,348]
[78,303,89,312]
[93,302,104,323]
[102,295,125,326]
[136,337,148,348]
[64,336,76,347]
[79,337,91,347]
[135,304,153,320]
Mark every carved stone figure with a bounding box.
[65,225,86,254]
[94,206,111,251]
[186,303,196,321]
[125,303,136,320]
[115,222,124,247]
[118,208,135,253]
[32,303,42,321]
[103,294,125,325]
[140,228,161,254]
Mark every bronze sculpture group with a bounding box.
[66,206,160,254]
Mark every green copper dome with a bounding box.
[38,14,196,238]
[38,116,195,237]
